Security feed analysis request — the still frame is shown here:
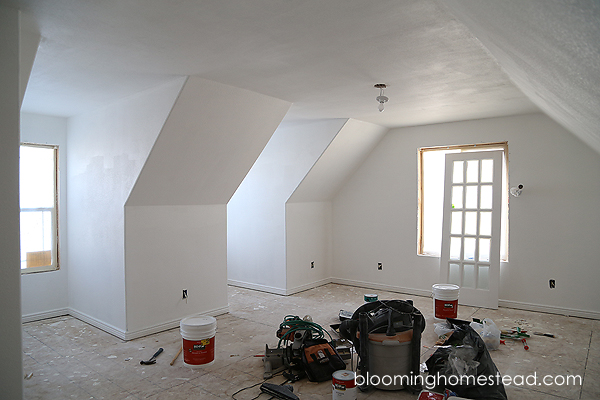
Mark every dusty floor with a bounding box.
[23,283,599,399]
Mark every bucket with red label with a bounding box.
[180,315,217,368]
[332,370,357,400]
[432,284,460,321]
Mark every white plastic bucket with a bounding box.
[180,315,217,368]
[332,370,357,400]
[432,284,459,321]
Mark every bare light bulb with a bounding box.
[374,84,388,112]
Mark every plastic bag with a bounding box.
[446,345,479,376]
[434,322,454,338]
[469,321,484,336]
[482,318,501,351]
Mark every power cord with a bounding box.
[230,373,287,400]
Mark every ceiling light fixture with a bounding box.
[374,83,388,112]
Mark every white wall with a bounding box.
[0,5,24,398]
[285,201,333,292]
[332,113,600,317]
[125,77,290,336]
[67,78,185,334]
[286,119,388,293]
[20,113,69,320]
[125,205,228,335]
[228,119,346,293]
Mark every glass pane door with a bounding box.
[439,151,503,309]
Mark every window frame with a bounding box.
[417,141,509,261]
[20,142,60,274]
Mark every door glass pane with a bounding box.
[480,212,492,236]
[463,264,475,288]
[478,265,489,289]
[451,186,463,209]
[466,160,479,183]
[449,263,461,286]
[464,212,477,235]
[481,185,493,209]
[453,161,464,183]
[451,212,462,235]
[479,238,490,262]
[464,237,476,261]
[481,159,494,182]
[465,186,478,208]
[450,237,461,260]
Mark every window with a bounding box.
[20,143,59,273]
[418,142,508,261]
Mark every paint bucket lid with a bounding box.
[180,315,217,339]
[432,284,460,299]
[333,369,355,379]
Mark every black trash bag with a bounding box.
[425,318,507,400]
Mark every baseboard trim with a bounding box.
[330,278,433,298]
[498,299,600,320]
[123,305,230,341]
[285,278,331,296]
[22,308,70,324]
[33,305,231,341]
[68,308,128,340]
[228,279,287,296]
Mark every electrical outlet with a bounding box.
[549,279,555,289]
[182,289,188,299]
[377,262,382,270]
[310,261,314,269]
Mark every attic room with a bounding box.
[1,0,599,399]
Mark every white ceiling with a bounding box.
[11,0,600,152]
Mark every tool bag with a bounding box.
[301,339,346,382]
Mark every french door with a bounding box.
[439,151,503,309]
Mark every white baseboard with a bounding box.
[228,278,332,296]
[28,305,229,341]
[330,277,433,298]
[498,299,600,320]
[228,279,288,296]
[285,278,331,295]
[229,277,432,298]
[123,305,230,341]
[22,308,70,324]
[68,308,128,340]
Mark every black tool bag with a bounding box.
[301,339,346,382]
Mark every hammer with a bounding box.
[140,348,163,365]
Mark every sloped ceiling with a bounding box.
[442,0,600,155]
[11,0,599,153]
